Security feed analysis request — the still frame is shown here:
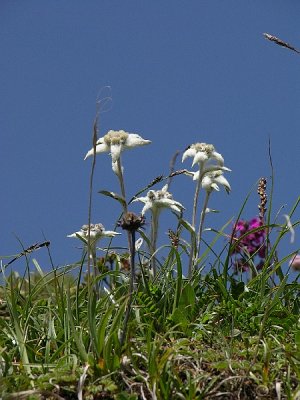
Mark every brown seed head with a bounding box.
[118,212,145,232]
[257,177,267,221]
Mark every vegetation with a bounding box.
[1,126,299,399]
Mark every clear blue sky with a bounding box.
[1,1,300,273]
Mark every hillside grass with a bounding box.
[0,220,299,399]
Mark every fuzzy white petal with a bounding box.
[192,171,200,181]
[161,184,169,193]
[110,143,122,163]
[84,143,110,160]
[201,176,213,191]
[215,175,231,192]
[211,151,224,165]
[132,196,148,204]
[192,151,208,166]
[182,147,196,162]
[101,230,121,237]
[141,202,152,215]
[125,133,151,148]
[67,232,82,238]
[211,183,220,191]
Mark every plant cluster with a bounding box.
[0,124,300,399]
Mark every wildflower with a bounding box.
[289,254,300,271]
[198,169,231,194]
[84,129,151,165]
[67,223,120,245]
[118,212,145,232]
[182,143,224,167]
[182,143,230,185]
[182,142,231,277]
[133,185,184,276]
[133,184,184,216]
[231,217,266,275]
[232,217,266,256]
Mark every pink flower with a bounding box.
[231,216,266,274]
[290,255,300,271]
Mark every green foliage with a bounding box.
[1,233,299,399]
[1,133,300,398]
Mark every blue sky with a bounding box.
[1,1,300,274]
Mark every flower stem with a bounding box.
[120,229,136,347]
[115,158,134,253]
[150,211,159,277]
[116,158,128,212]
[196,191,210,259]
[188,177,202,278]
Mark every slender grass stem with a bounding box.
[120,229,136,347]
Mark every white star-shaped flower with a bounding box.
[67,223,120,245]
[182,143,224,167]
[200,170,231,194]
[133,184,185,216]
[84,130,151,164]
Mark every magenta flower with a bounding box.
[289,254,300,271]
[231,216,266,274]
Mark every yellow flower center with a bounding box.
[104,130,129,146]
[192,142,215,156]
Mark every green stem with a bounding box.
[188,176,202,278]
[116,158,133,254]
[116,158,128,212]
[196,190,210,260]
[120,230,136,347]
[150,210,159,277]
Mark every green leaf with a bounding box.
[231,279,245,300]
[179,283,196,311]
[98,190,127,207]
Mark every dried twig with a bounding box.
[263,33,300,54]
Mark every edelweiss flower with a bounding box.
[84,129,151,164]
[199,170,231,193]
[133,184,184,215]
[67,223,120,244]
[183,142,231,193]
[182,143,224,167]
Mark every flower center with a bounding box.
[192,142,215,156]
[104,130,129,146]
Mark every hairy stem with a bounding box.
[115,158,134,255]
[196,190,210,259]
[188,176,202,278]
[120,230,136,347]
[150,211,159,277]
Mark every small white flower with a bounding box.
[67,223,120,244]
[183,142,231,193]
[182,143,224,167]
[201,170,231,193]
[84,129,151,163]
[133,184,184,216]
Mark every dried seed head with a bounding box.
[120,255,131,271]
[168,229,180,249]
[257,177,267,221]
[118,212,145,232]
